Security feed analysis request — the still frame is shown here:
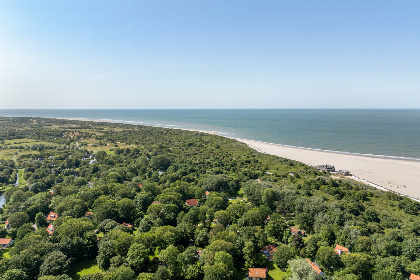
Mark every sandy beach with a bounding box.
[59,117,420,201]
[238,139,420,201]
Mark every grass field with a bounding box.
[68,259,103,280]
[18,169,26,185]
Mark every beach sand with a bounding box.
[238,139,420,201]
[59,117,420,201]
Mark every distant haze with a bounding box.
[1,0,419,109]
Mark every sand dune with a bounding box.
[237,138,420,201]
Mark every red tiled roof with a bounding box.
[306,259,323,275]
[334,244,350,255]
[0,238,11,245]
[248,268,266,279]
[84,211,93,217]
[4,219,8,226]
[262,245,276,254]
[205,191,210,195]
[410,274,420,280]
[291,227,299,234]
[152,201,160,205]
[122,223,132,228]
[47,212,58,221]
[47,224,56,235]
[185,199,198,207]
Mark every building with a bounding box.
[409,273,420,280]
[306,259,326,279]
[4,219,9,230]
[0,238,13,249]
[46,212,58,221]
[185,199,198,207]
[248,268,266,280]
[334,244,350,255]
[338,169,351,176]
[262,245,276,261]
[316,165,336,172]
[47,224,56,235]
[83,211,93,219]
[291,227,306,237]
[122,223,132,228]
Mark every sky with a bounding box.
[0,0,419,109]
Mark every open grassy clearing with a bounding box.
[68,259,103,280]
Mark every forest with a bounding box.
[0,117,418,280]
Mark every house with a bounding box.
[306,259,326,279]
[290,227,306,237]
[47,224,56,235]
[316,165,336,172]
[196,249,202,258]
[334,244,350,255]
[338,169,351,176]
[262,245,276,261]
[185,199,198,207]
[248,268,266,280]
[4,219,9,230]
[49,189,56,195]
[409,273,420,280]
[205,191,210,197]
[122,223,132,228]
[89,159,97,165]
[46,212,58,221]
[152,201,160,205]
[0,238,13,249]
[83,211,93,219]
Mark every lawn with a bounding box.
[266,261,289,280]
[2,249,10,259]
[69,259,103,280]
[18,169,26,185]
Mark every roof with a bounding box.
[262,245,276,254]
[47,212,58,221]
[122,223,132,228]
[306,259,323,275]
[0,238,11,245]
[185,199,198,207]
[410,274,420,280]
[334,244,350,254]
[205,191,210,195]
[47,224,56,235]
[248,268,266,279]
[84,211,93,217]
[4,219,8,226]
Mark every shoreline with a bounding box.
[59,117,420,201]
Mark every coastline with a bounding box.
[59,117,420,201]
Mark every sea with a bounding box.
[1,109,420,161]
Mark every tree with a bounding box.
[126,243,149,273]
[39,251,70,276]
[117,198,136,222]
[35,212,48,228]
[8,212,30,229]
[315,246,342,275]
[341,253,373,280]
[265,213,287,242]
[273,244,295,268]
[203,262,233,280]
[1,269,27,280]
[104,266,135,280]
[159,245,181,278]
[16,223,35,240]
[289,258,320,280]
[97,240,116,270]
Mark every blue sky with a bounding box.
[1,0,419,109]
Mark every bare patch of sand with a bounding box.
[238,139,420,201]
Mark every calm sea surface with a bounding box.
[1,109,420,160]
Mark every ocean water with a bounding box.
[1,109,420,160]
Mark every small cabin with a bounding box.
[47,212,58,221]
[185,199,198,207]
[247,268,266,280]
[334,244,350,255]
[0,238,13,249]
